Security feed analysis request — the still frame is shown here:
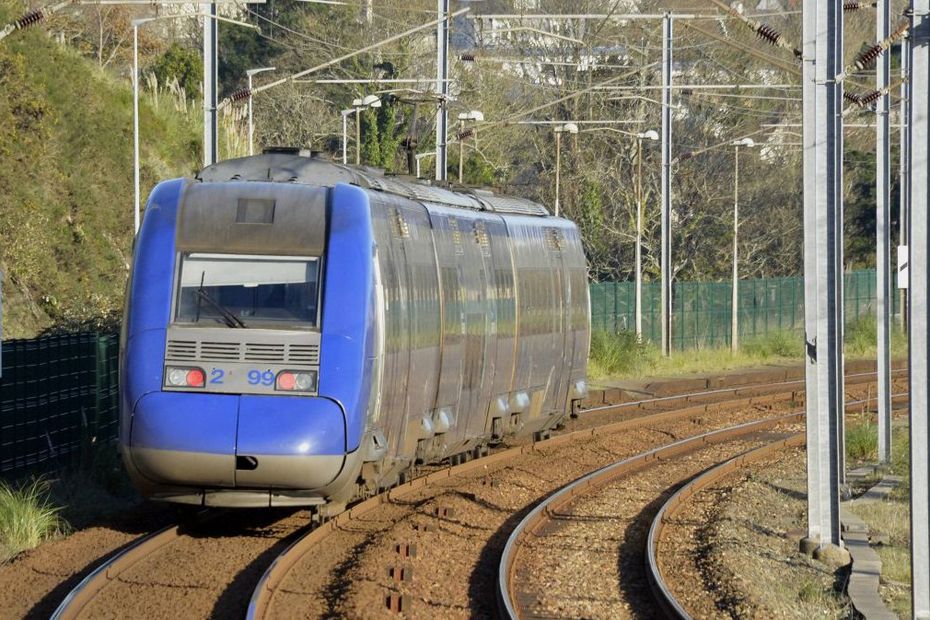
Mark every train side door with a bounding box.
[461,218,496,440]
[428,211,467,450]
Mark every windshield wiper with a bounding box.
[196,288,247,329]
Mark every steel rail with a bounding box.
[645,391,911,618]
[495,411,804,619]
[644,432,807,619]
[580,367,906,415]
[50,524,180,620]
[51,510,219,619]
[249,370,899,618]
[245,385,819,619]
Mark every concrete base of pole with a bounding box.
[813,543,851,567]
[798,536,820,555]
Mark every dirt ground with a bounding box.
[684,446,851,618]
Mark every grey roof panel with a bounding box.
[197,153,549,217]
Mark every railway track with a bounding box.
[46,368,904,619]
[496,413,805,618]
[50,509,311,619]
[245,375,895,619]
[645,430,807,618]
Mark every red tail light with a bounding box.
[186,368,205,387]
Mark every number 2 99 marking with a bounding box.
[210,368,225,384]
[248,369,275,386]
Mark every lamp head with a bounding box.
[458,110,484,122]
[246,66,276,77]
[639,130,659,141]
[733,137,755,148]
[555,122,579,134]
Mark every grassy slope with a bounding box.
[0,3,199,338]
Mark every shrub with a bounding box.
[742,330,802,358]
[0,478,69,562]
[151,43,203,101]
[846,420,878,461]
[589,330,653,376]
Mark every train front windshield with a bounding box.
[175,253,321,328]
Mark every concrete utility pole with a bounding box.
[553,123,578,217]
[435,0,450,180]
[899,33,911,332]
[203,1,218,166]
[660,12,673,356]
[909,0,930,613]
[800,0,846,559]
[246,67,275,156]
[875,0,892,464]
[731,138,755,353]
[635,129,659,341]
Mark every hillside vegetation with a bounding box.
[0,1,200,338]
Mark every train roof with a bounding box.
[196,149,551,218]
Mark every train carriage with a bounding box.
[120,150,589,511]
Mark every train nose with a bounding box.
[233,395,347,489]
[127,392,346,492]
[128,391,239,487]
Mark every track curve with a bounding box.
[644,432,807,619]
[50,523,181,620]
[496,412,803,619]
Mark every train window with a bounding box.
[174,253,321,329]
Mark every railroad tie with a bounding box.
[395,542,417,558]
[385,593,407,613]
[387,566,413,582]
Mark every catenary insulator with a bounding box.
[854,44,883,70]
[843,2,877,11]
[15,9,44,29]
[755,24,782,47]
[229,88,252,103]
[843,91,862,106]
[858,89,883,106]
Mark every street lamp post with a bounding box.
[246,67,275,156]
[634,129,659,341]
[731,137,755,352]
[415,152,434,178]
[340,95,381,165]
[132,20,143,235]
[132,13,256,234]
[553,123,578,217]
[457,110,484,183]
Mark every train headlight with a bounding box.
[276,370,317,392]
[165,366,205,388]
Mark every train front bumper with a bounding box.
[124,391,348,506]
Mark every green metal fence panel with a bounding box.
[591,269,890,350]
[0,333,119,478]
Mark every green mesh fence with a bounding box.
[0,333,119,477]
[0,269,898,475]
[591,269,896,350]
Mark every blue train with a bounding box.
[120,150,589,511]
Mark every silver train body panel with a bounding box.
[122,153,589,507]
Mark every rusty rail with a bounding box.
[496,412,804,619]
[644,433,807,619]
[580,367,905,416]
[50,524,180,620]
[247,405,809,619]
[50,510,219,620]
[249,369,900,619]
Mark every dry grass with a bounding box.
[844,425,911,618]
